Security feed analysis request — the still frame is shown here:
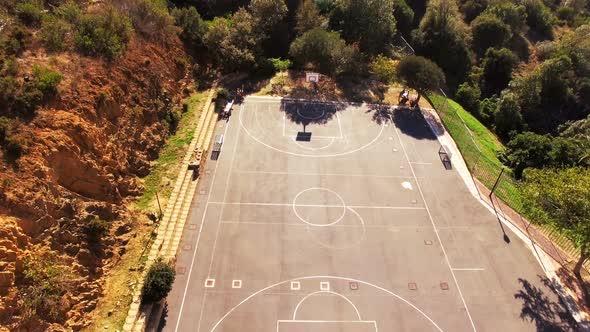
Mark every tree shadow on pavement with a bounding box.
[280,100,347,134]
[391,107,437,141]
[514,276,577,331]
[370,104,392,125]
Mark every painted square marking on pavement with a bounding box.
[290,281,301,291]
[350,282,359,290]
[232,280,242,289]
[205,279,215,288]
[408,282,417,290]
[320,282,330,291]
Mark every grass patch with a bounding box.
[428,93,524,212]
[135,92,206,212]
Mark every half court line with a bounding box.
[206,201,426,210]
[233,169,419,179]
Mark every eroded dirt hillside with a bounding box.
[0,32,191,330]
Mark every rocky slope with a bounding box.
[0,31,192,330]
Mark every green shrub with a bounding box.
[127,0,174,41]
[4,135,24,158]
[455,82,481,116]
[15,1,44,27]
[556,6,575,24]
[41,15,71,52]
[2,25,31,56]
[141,258,175,304]
[269,57,292,72]
[524,0,555,39]
[84,217,109,244]
[31,66,63,95]
[18,254,73,323]
[0,117,9,142]
[55,0,81,24]
[172,6,206,45]
[75,7,132,59]
[370,55,397,84]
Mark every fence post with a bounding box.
[489,167,505,200]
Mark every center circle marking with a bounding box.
[293,187,346,227]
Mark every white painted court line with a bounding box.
[173,105,236,332]
[209,275,443,332]
[206,104,244,277]
[390,112,477,332]
[293,291,360,321]
[207,201,425,210]
[233,169,418,179]
[452,268,485,271]
[336,112,344,139]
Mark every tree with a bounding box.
[455,82,481,117]
[505,132,555,178]
[330,0,397,54]
[370,55,397,84]
[289,27,355,74]
[74,7,132,59]
[522,167,590,304]
[494,91,524,139]
[295,0,323,36]
[141,258,176,304]
[482,48,518,94]
[471,14,511,55]
[539,55,573,106]
[413,0,472,90]
[172,6,206,46]
[396,55,446,94]
[459,0,488,22]
[392,0,414,36]
[41,15,71,52]
[523,0,555,40]
[269,57,292,72]
[484,3,527,33]
[203,10,258,71]
[249,0,288,35]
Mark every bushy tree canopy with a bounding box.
[471,14,511,54]
[522,167,590,291]
[413,0,472,90]
[482,48,518,94]
[289,27,355,74]
[295,0,324,36]
[330,0,397,54]
[396,55,446,93]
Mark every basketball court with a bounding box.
[163,96,571,331]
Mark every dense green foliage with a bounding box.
[370,55,397,84]
[18,254,74,323]
[75,7,132,59]
[141,258,176,304]
[412,0,472,89]
[522,167,590,281]
[289,28,355,74]
[172,6,206,45]
[396,55,446,93]
[330,0,397,54]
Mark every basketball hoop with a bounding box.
[306,72,320,83]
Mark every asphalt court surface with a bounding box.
[164,97,571,331]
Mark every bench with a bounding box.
[438,145,452,169]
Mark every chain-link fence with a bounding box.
[394,34,586,271]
